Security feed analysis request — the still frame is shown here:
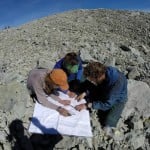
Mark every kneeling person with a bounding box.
[76,62,127,134]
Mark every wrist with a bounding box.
[82,92,86,97]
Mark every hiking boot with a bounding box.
[103,126,114,137]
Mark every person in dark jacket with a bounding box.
[75,62,127,136]
[53,52,83,92]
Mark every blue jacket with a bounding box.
[92,66,127,111]
[53,57,83,82]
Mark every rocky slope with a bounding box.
[0,9,150,150]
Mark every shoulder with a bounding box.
[29,68,48,78]
[106,66,119,77]
[105,66,119,85]
[56,58,65,64]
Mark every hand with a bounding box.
[76,92,86,101]
[87,103,92,109]
[57,107,71,117]
[59,100,71,106]
[75,104,87,111]
[67,90,77,98]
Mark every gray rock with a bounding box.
[86,137,93,148]
[37,58,55,69]
[80,49,96,62]
[139,45,149,54]
[127,68,140,79]
[3,143,11,150]
[137,56,145,64]
[130,47,141,56]
[0,81,30,118]
[132,134,145,149]
[120,45,131,52]
[133,119,144,130]
[3,72,24,84]
[0,131,6,142]
[144,118,150,129]
[105,57,116,67]
[113,130,124,141]
[0,114,7,128]
[123,79,150,119]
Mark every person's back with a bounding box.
[27,68,48,93]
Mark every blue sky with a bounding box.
[0,0,150,29]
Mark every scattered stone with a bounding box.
[143,118,150,129]
[0,131,6,142]
[138,45,149,54]
[130,47,141,56]
[132,134,145,149]
[124,79,150,118]
[127,67,140,79]
[133,119,144,130]
[113,130,124,141]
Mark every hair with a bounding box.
[64,52,79,66]
[84,62,107,79]
[44,73,55,95]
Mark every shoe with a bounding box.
[103,126,114,137]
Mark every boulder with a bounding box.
[122,79,150,119]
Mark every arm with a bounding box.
[50,94,62,101]
[50,94,71,105]
[34,86,59,110]
[34,86,71,116]
[92,97,115,111]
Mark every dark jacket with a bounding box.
[92,66,127,111]
[53,57,83,82]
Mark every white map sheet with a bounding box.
[28,92,93,137]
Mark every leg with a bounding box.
[105,102,126,127]
[97,110,109,127]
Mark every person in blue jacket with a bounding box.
[75,62,127,136]
[54,52,83,93]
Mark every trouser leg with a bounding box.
[105,102,126,127]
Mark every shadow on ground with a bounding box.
[7,118,63,150]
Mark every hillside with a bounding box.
[0,9,150,150]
